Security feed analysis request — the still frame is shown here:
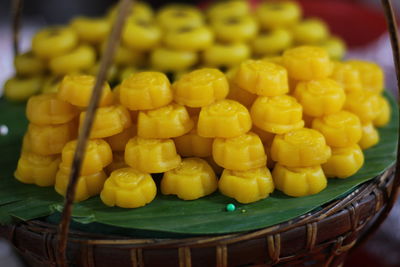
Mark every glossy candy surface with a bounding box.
[322,144,364,178]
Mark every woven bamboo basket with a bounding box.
[1,0,399,266]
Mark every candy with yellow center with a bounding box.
[359,122,379,150]
[157,5,204,31]
[250,95,304,134]
[4,76,43,102]
[347,60,384,94]
[320,36,346,60]
[14,51,45,76]
[294,79,346,117]
[26,93,79,125]
[58,75,114,107]
[213,132,267,171]
[161,158,218,200]
[256,1,301,30]
[138,103,193,138]
[330,61,362,93]
[312,111,362,148]
[80,105,132,139]
[108,2,154,23]
[125,136,181,173]
[120,72,173,110]
[344,91,380,123]
[272,164,327,197]
[100,168,157,208]
[374,95,391,127]
[99,42,145,67]
[55,166,107,202]
[49,45,96,75]
[106,125,136,152]
[122,19,161,51]
[234,60,289,96]
[197,99,252,138]
[174,116,213,157]
[14,152,60,186]
[292,18,329,45]
[211,15,258,43]
[271,128,331,167]
[322,144,364,179]
[282,46,332,81]
[61,139,112,176]
[106,152,129,174]
[173,68,229,107]
[203,43,250,68]
[207,0,250,21]
[150,48,198,72]
[219,167,274,204]
[26,121,77,155]
[32,27,78,59]
[163,26,214,51]
[252,28,293,57]
[70,17,110,44]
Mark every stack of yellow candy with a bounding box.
[4,1,347,102]
[13,45,390,209]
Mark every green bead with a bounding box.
[226,203,236,212]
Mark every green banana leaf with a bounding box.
[0,92,397,235]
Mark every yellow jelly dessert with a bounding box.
[4,76,43,102]
[374,95,391,127]
[14,51,45,76]
[359,122,379,149]
[320,36,346,60]
[157,5,203,31]
[322,144,364,178]
[150,48,198,72]
[163,26,214,51]
[70,17,111,44]
[49,45,96,75]
[347,60,384,94]
[256,1,301,30]
[207,0,250,21]
[211,15,258,43]
[330,61,363,93]
[122,18,161,51]
[203,43,250,68]
[252,28,293,57]
[344,91,380,123]
[292,18,329,45]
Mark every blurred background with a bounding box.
[0,0,399,266]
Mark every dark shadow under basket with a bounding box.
[0,166,395,267]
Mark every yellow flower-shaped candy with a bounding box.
[61,139,112,176]
[150,48,198,72]
[107,2,154,23]
[138,103,193,139]
[320,36,346,60]
[173,68,229,107]
[4,76,43,102]
[49,45,96,75]
[256,1,301,30]
[70,17,110,44]
[330,61,362,93]
[120,72,173,110]
[282,46,332,81]
[294,79,346,117]
[161,158,218,200]
[111,45,146,67]
[234,60,288,96]
[105,152,129,175]
[292,18,329,45]
[125,136,181,173]
[207,0,250,21]
[14,152,60,186]
[219,167,274,204]
[157,5,204,31]
[105,125,136,152]
[55,166,107,202]
[344,91,380,123]
[80,105,132,139]
[174,116,213,157]
[58,75,114,107]
[21,134,32,153]
[312,111,362,148]
[27,121,77,155]
[374,95,391,127]
[26,93,79,125]
[359,122,379,150]
[347,60,384,94]
[252,28,293,57]
[250,95,304,134]
[213,132,267,171]
[211,15,258,43]
[32,27,78,59]
[100,168,157,208]
[203,43,250,68]
[14,51,46,76]
[272,164,327,197]
[163,26,214,51]
[322,144,364,179]
[271,128,331,167]
[197,99,252,138]
[122,19,161,51]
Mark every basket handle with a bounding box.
[55,0,133,266]
[11,0,23,57]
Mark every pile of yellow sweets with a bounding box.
[4,0,346,102]
[14,45,390,208]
